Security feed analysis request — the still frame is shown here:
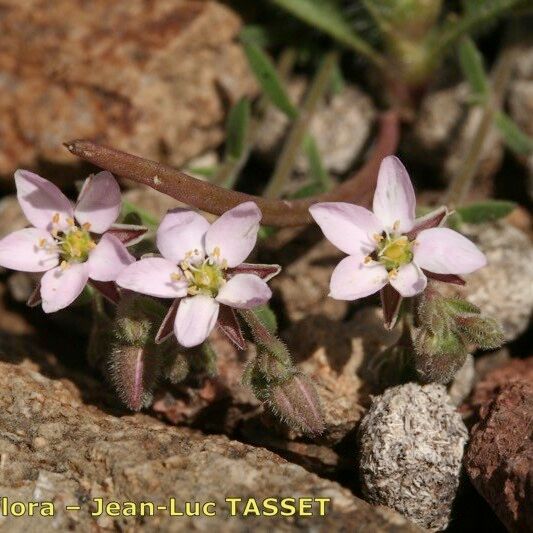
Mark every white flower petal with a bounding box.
[116,257,188,298]
[216,273,272,309]
[0,228,58,272]
[373,156,416,233]
[329,254,388,301]
[174,295,219,348]
[389,262,427,297]
[87,233,135,282]
[205,202,261,267]
[156,209,209,264]
[41,263,89,313]
[15,169,73,231]
[414,228,487,274]
[74,171,122,233]
[309,202,383,255]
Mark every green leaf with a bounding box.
[240,25,270,48]
[302,135,332,190]
[242,41,298,119]
[270,0,384,66]
[458,37,489,99]
[252,305,278,335]
[120,200,158,230]
[495,111,533,155]
[455,200,516,224]
[188,166,218,179]
[225,97,251,161]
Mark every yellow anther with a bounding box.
[388,268,398,280]
[66,217,75,226]
[170,272,182,282]
[38,238,47,248]
[60,260,70,271]
[82,222,91,231]
[213,246,221,258]
[52,213,60,224]
[373,233,384,243]
[363,255,373,265]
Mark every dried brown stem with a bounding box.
[64,110,399,227]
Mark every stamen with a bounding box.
[363,255,374,265]
[170,272,182,282]
[67,217,75,226]
[82,222,91,231]
[52,213,60,225]
[373,233,383,243]
[388,268,398,280]
[393,220,400,232]
[60,260,70,271]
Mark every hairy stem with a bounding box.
[264,51,339,199]
[65,110,399,227]
[445,48,516,207]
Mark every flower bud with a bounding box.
[268,372,325,436]
[414,328,468,384]
[163,351,190,384]
[455,314,504,350]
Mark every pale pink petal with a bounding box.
[329,254,388,300]
[414,228,487,275]
[216,273,272,309]
[174,295,220,348]
[389,262,427,297]
[309,202,382,255]
[41,263,89,313]
[87,233,135,282]
[74,171,121,233]
[116,257,188,298]
[205,202,261,267]
[372,156,416,233]
[15,169,73,231]
[0,228,58,272]
[156,208,209,264]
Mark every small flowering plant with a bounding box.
[0,170,144,312]
[310,156,487,328]
[117,202,281,348]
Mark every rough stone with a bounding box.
[255,77,375,175]
[465,380,533,532]
[441,221,533,341]
[0,0,257,176]
[358,383,468,531]
[0,341,421,532]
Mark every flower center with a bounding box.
[376,235,413,271]
[179,248,226,297]
[58,225,95,263]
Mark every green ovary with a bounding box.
[60,227,95,263]
[185,261,225,297]
[378,235,413,271]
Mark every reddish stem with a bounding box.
[64,111,399,227]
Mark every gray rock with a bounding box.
[448,354,475,407]
[358,383,468,531]
[255,77,375,175]
[0,342,421,532]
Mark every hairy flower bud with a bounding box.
[268,372,325,436]
[455,314,505,349]
[163,351,190,384]
[414,328,468,384]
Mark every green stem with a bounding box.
[264,51,339,199]
[445,48,516,207]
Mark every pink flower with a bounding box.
[310,156,486,317]
[0,170,142,312]
[117,202,280,348]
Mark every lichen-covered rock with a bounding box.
[442,221,533,341]
[358,383,468,531]
[0,0,257,176]
[465,379,533,532]
[0,340,422,532]
[255,77,375,175]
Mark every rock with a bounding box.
[358,383,468,531]
[410,83,503,190]
[0,195,26,238]
[462,357,533,424]
[270,236,349,322]
[255,77,375,175]
[448,354,475,407]
[465,380,533,532]
[0,0,257,176]
[441,221,533,341]
[0,343,421,532]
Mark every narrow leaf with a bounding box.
[242,41,298,119]
[225,97,251,161]
[303,135,332,190]
[458,37,489,99]
[455,200,516,224]
[495,111,533,155]
[270,0,384,66]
